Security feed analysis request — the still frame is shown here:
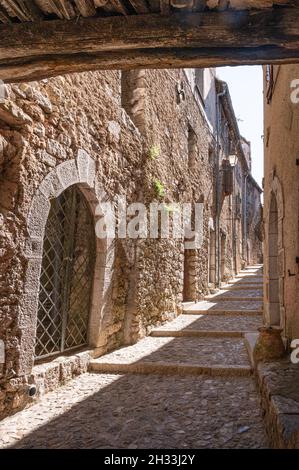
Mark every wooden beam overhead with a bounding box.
[2,9,299,60]
[2,46,299,83]
[0,7,299,82]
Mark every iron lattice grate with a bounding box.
[35,185,95,359]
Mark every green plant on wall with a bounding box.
[163,203,179,213]
[153,179,165,198]
[148,144,160,160]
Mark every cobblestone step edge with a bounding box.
[89,360,253,377]
[150,329,246,338]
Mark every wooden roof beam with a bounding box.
[1,8,299,60]
[1,45,299,83]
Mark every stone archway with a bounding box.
[21,150,114,374]
[265,174,285,330]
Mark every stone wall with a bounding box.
[263,64,299,342]
[0,68,215,418]
[0,67,263,419]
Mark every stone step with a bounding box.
[240,270,263,274]
[89,336,252,377]
[151,329,244,338]
[220,285,263,291]
[243,269,263,272]
[183,309,262,316]
[204,295,263,301]
[228,280,263,286]
[184,300,263,315]
[89,360,252,377]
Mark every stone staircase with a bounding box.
[0,265,268,449]
[90,265,264,378]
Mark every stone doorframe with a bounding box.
[264,174,285,332]
[20,150,114,376]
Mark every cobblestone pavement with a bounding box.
[0,266,269,448]
[93,336,250,366]
[0,374,268,449]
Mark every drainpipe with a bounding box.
[215,83,227,287]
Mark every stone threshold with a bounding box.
[244,334,299,448]
[89,360,252,377]
[150,329,245,338]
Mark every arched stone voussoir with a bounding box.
[27,159,80,239]
[27,190,51,240]
[76,148,96,188]
[56,159,80,191]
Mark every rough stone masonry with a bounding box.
[0,68,262,419]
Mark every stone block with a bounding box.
[0,101,32,127]
[77,149,96,187]
[56,160,79,190]
[39,170,64,199]
[37,149,56,167]
[24,237,43,258]
[27,191,50,238]
[23,258,42,294]
[32,362,61,396]
[108,120,121,142]
[19,84,53,114]
[46,139,67,160]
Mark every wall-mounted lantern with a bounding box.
[228,153,238,167]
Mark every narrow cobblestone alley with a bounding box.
[0,266,269,449]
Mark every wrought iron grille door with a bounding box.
[35,185,95,359]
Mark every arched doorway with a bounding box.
[268,192,280,326]
[35,184,95,359]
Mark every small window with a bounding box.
[195,68,205,103]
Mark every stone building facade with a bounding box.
[0,67,262,418]
[263,64,299,343]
